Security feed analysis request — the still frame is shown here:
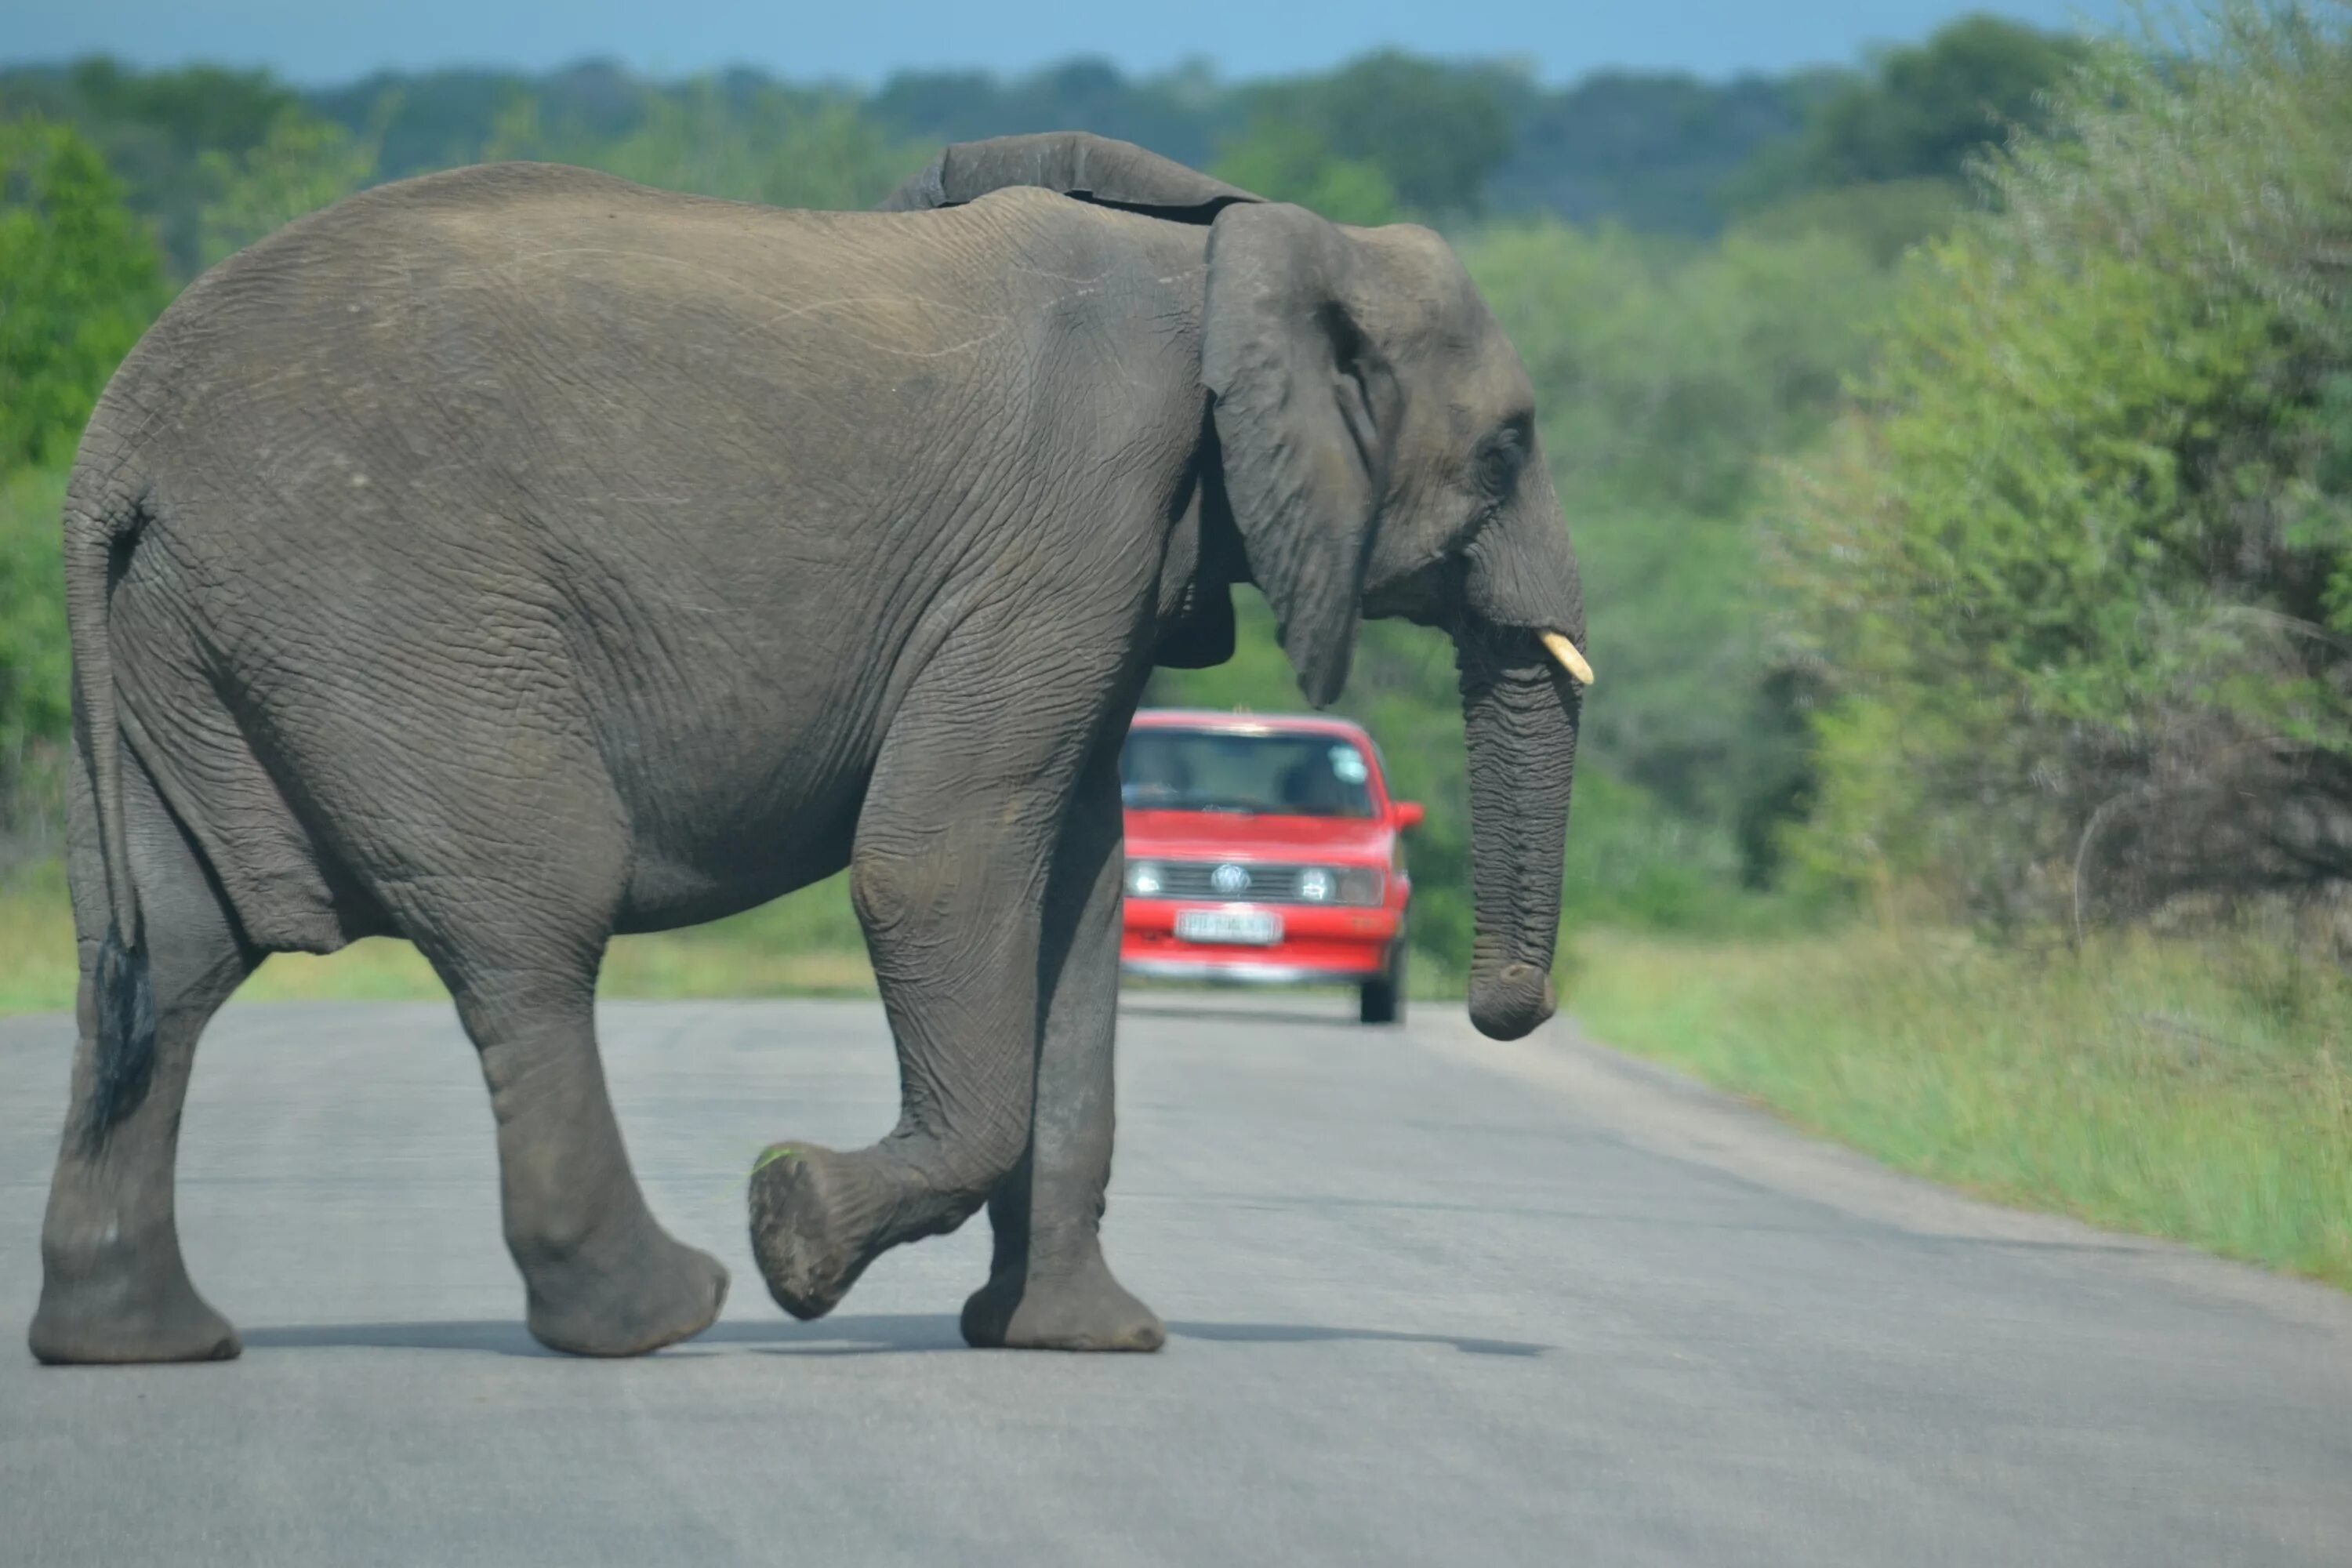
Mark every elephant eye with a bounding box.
[1474,424,1527,498]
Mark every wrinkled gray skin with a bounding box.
[30,132,1584,1365]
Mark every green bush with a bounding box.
[0,118,165,853]
[0,116,169,470]
[1775,2,2352,924]
[0,463,69,857]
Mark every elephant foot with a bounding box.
[960,1252,1167,1352]
[746,1142,909,1321]
[29,1247,241,1366]
[521,1218,728,1357]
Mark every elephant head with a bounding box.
[883,135,1591,1042]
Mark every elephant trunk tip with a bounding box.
[1468,961,1555,1042]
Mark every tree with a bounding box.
[0,465,70,859]
[1487,69,1818,236]
[1240,51,1517,217]
[487,80,921,212]
[197,107,381,267]
[0,119,162,850]
[1776,2,2352,925]
[870,57,1229,169]
[20,60,300,275]
[1208,118,1400,226]
[0,116,168,470]
[1761,13,2087,194]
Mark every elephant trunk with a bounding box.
[1456,632,1579,1040]
[1453,458,1584,1042]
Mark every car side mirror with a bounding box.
[1393,801,1425,831]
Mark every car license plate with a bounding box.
[1173,909,1283,946]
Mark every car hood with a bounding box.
[1122,809,1395,864]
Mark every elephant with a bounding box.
[28,131,1588,1366]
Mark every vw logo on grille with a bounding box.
[1210,863,1252,895]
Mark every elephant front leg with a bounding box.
[960,747,1164,1352]
[747,656,1070,1321]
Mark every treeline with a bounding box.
[5,7,2344,974]
[0,14,2087,270]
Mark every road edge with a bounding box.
[1416,1006,2352,1341]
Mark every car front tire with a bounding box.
[1359,943,1406,1025]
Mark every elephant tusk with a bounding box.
[1539,631,1595,687]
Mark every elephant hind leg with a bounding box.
[31,752,256,1366]
[389,793,730,1358]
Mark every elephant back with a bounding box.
[877,131,1262,222]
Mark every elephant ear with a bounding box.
[877,132,1262,220]
[1201,202,1397,709]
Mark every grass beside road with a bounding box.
[1562,921,2352,1291]
[0,861,879,1013]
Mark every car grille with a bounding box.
[1150,861,1374,906]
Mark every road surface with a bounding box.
[3,993,2348,1566]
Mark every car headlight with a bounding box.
[1126,862,1164,898]
[1335,867,1385,906]
[1296,868,1334,902]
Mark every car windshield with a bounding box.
[1120,728,1377,818]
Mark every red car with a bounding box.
[1118,708,1422,1024]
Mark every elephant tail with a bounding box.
[62,450,151,959]
[63,453,161,1141]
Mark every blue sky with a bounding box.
[4,2,2130,85]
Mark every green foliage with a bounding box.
[0,62,299,275]
[63,59,299,159]
[197,107,381,267]
[5,37,2052,271]
[1490,70,1822,237]
[1744,13,2087,198]
[1728,176,1965,267]
[1236,52,1516,217]
[1462,219,1894,873]
[0,463,70,849]
[314,62,646,185]
[0,117,169,470]
[1777,2,2352,923]
[0,116,164,854]
[1208,119,1400,225]
[484,80,922,210]
[869,57,1229,171]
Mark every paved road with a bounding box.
[3,993,2349,1566]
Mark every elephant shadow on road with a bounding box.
[238,1315,1548,1359]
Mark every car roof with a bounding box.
[1128,707,1375,742]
